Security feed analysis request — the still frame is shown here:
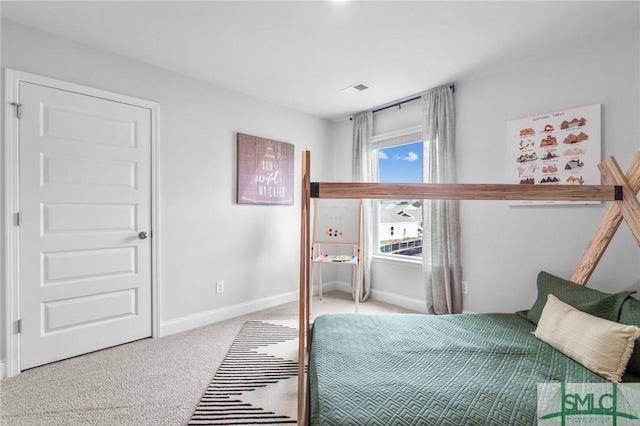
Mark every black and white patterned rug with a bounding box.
[188,320,301,425]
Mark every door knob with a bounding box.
[138,231,149,240]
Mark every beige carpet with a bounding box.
[1,291,415,425]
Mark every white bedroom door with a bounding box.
[18,81,153,370]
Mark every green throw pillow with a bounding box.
[618,297,640,377]
[526,271,633,325]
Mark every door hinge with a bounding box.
[10,102,22,119]
[16,319,22,334]
[15,212,21,226]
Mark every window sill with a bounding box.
[372,254,422,269]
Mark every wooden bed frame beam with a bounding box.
[599,156,640,243]
[310,182,621,201]
[298,151,640,423]
[571,154,640,285]
[297,149,311,423]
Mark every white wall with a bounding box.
[334,27,640,313]
[1,20,335,368]
[2,17,639,375]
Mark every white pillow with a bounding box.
[534,294,640,382]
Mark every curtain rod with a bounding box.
[372,95,421,114]
[373,84,455,114]
[350,84,455,120]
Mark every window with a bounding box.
[375,130,423,259]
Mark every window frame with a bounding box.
[372,125,423,264]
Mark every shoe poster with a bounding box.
[507,103,601,205]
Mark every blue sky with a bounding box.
[378,141,423,183]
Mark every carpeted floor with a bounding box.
[0,291,414,425]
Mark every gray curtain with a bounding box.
[352,111,374,301]
[421,86,463,314]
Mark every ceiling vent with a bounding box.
[340,82,371,95]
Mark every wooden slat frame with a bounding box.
[599,156,640,243]
[572,154,640,284]
[311,182,620,201]
[297,150,638,424]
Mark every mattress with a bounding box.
[308,313,617,425]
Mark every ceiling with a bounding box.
[2,1,638,121]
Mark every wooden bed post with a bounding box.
[571,153,640,285]
[298,148,311,424]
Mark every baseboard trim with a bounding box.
[159,284,474,338]
[370,289,476,314]
[336,281,475,314]
[1,360,5,379]
[308,280,340,297]
[159,291,299,337]
[332,280,427,313]
[369,288,428,313]
[328,281,348,294]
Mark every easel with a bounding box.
[310,199,363,312]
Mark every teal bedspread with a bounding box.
[309,313,617,426]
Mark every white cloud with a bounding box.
[403,151,419,162]
[378,150,388,159]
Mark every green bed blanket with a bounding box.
[309,313,630,425]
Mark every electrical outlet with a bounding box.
[461,281,469,295]
[216,280,225,294]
